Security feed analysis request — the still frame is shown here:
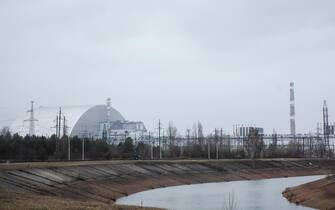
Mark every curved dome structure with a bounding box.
[10,105,125,138]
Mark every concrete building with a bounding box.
[99,120,147,144]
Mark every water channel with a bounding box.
[116,175,323,210]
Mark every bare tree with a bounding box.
[167,122,178,146]
[167,122,178,157]
[246,128,264,159]
[192,123,198,141]
[186,128,191,146]
[197,121,204,145]
[0,126,10,136]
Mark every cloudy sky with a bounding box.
[1,0,335,135]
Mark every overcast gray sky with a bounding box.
[1,0,335,135]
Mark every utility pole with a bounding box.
[54,107,62,154]
[158,120,162,160]
[309,136,313,158]
[207,137,210,160]
[63,116,67,136]
[63,114,70,161]
[149,132,153,160]
[58,108,62,138]
[162,130,165,157]
[316,123,321,157]
[220,128,223,146]
[180,137,184,158]
[54,115,59,154]
[82,138,85,161]
[55,115,59,138]
[68,135,71,161]
[207,142,210,160]
[302,137,305,157]
[215,129,219,160]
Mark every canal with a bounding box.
[116,175,323,210]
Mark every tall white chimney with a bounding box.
[290,82,296,136]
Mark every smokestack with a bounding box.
[323,100,330,152]
[290,82,296,136]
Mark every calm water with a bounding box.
[116,175,323,210]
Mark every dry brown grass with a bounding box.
[283,175,335,210]
[0,189,164,210]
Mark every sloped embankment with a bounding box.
[0,188,165,210]
[0,159,334,208]
[283,175,335,210]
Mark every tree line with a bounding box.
[0,123,332,162]
[0,130,140,161]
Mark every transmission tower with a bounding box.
[53,110,65,138]
[24,101,38,136]
[102,124,107,141]
[63,116,69,137]
[272,128,278,148]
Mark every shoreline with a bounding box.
[283,175,335,210]
[0,159,334,209]
[116,174,326,209]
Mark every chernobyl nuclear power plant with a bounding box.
[8,82,335,152]
[10,98,147,144]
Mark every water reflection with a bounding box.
[117,176,323,210]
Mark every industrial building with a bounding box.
[234,125,264,137]
[10,99,147,143]
[100,120,147,144]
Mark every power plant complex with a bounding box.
[10,99,147,144]
[6,83,335,153]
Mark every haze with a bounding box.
[1,0,335,134]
